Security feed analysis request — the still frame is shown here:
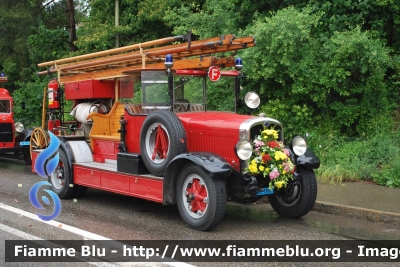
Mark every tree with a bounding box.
[242,7,392,138]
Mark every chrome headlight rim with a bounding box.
[14,122,24,133]
[244,91,260,109]
[235,140,253,160]
[292,136,307,156]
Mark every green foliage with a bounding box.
[0,1,34,92]
[75,0,178,53]
[307,129,400,188]
[259,99,316,141]
[164,0,243,38]
[318,27,391,135]
[27,24,70,64]
[1,0,400,189]
[242,7,394,138]
[207,78,235,111]
[12,79,46,128]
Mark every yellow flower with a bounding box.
[261,129,278,139]
[275,181,285,188]
[248,162,258,173]
[259,165,265,171]
[274,151,287,161]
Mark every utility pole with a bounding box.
[115,0,120,48]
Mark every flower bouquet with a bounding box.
[246,127,295,190]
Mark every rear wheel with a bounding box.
[176,164,226,231]
[48,149,78,199]
[268,167,317,218]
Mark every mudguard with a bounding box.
[295,149,320,169]
[163,152,232,205]
[58,138,93,182]
[15,128,32,144]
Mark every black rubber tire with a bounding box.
[140,110,186,176]
[176,163,226,231]
[48,149,77,199]
[268,166,317,218]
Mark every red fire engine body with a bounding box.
[0,75,31,164]
[32,33,320,230]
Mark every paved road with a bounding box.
[1,158,400,267]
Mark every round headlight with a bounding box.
[236,140,253,160]
[15,122,24,133]
[244,92,260,109]
[292,136,307,156]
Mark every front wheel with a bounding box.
[268,166,317,218]
[176,164,226,231]
[23,150,32,165]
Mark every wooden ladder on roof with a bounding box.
[37,31,256,83]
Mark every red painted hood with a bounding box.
[177,111,253,133]
[177,111,256,171]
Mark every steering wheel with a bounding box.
[173,99,191,112]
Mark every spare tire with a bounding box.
[140,110,186,176]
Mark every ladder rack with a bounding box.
[37,32,255,83]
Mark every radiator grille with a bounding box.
[250,123,283,142]
[0,123,13,142]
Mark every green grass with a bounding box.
[306,131,400,188]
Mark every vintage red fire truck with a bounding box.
[32,33,320,230]
[0,74,32,164]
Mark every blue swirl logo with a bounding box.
[29,131,62,221]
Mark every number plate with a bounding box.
[20,141,30,146]
[256,187,274,196]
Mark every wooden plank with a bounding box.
[37,34,255,83]
[38,34,190,67]
[58,56,235,83]
[39,34,236,71]
[54,34,241,73]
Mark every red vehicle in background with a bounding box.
[32,33,320,231]
[0,74,32,164]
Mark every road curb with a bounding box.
[313,201,400,226]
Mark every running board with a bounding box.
[73,162,163,203]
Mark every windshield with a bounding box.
[120,70,238,113]
[173,75,205,113]
[0,100,11,113]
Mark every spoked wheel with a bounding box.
[176,163,226,231]
[30,127,48,157]
[49,149,78,199]
[268,166,317,218]
[140,110,186,176]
